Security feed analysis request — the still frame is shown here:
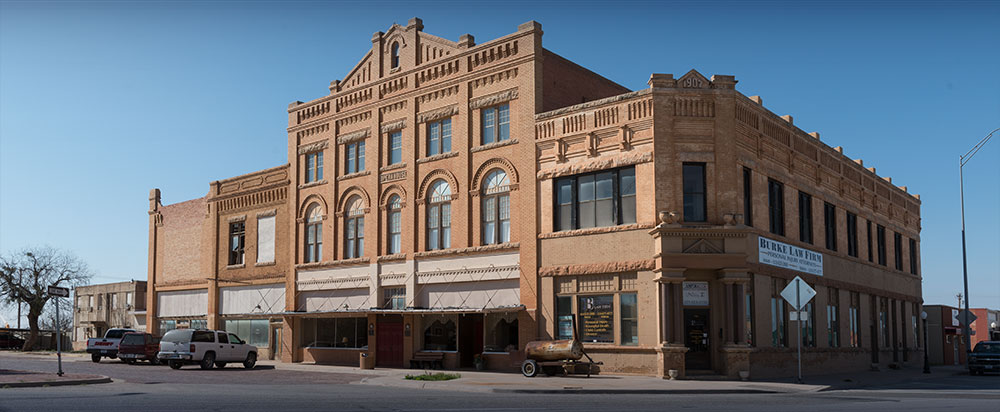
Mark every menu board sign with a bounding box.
[578,295,614,343]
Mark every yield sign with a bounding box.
[781,276,816,311]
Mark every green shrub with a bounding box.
[404,372,461,381]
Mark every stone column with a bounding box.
[655,268,687,379]
[717,268,751,378]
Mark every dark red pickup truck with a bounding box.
[118,332,162,365]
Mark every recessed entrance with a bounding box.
[376,315,404,368]
[684,308,711,370]
[458,314,483,368]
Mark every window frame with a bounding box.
[909,238,918,275]
[387,195,402,255]
[743,167,754,227]
[768,179,785,236]
[426,118,452,157]
[798,191,813,244]
[553,166,637,232]
[682,163,707,222]
[305,151,323,183]
[481,103,510,145]
[877,224,887,266]
[894,232,904,271]
[345,141,365,174]
[481,169,511,245]
[388,131,403,165]
[846,212,859,257]
[824,202,837,251]
[304,205,323,263]
[228,222,245,265]
[426,180,452,251]
[344,198,365,259]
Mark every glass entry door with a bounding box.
[684,308,711,370]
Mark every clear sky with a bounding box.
[1,1,998,326]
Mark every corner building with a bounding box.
[147,18,923,378]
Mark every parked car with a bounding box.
[86,328,136,362]
[157,329,257,370]
[118,332,162,365]
[0,332,25,350]
[968,341,1000,375]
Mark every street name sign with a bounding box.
[47,285,69,298]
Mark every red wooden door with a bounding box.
[376,317,403,368]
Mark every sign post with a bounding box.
[47,285,70,377]
[780,276,816,383]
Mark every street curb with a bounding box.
[0,376,113,388]
[492,388,780,394]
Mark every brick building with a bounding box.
[147,18,923,378]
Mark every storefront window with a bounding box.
[620,293,638,345]
[423,316,457,351]
[301,318,368,349]
[745,284,754,346]
[159,320,176,333]
[578,295,614,344]
[223,319,269,347]
[484,312,518,352]
[556,296,573,340]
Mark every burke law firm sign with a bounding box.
[758,236,824,276]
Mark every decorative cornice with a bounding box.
[336,129,370,145]
[413,242,519,259]
[417,105,459,123]
[469,88,518,110]
[297,139,329,155]
[540,259,657,277]
[538,223,656,239]
[376,253,407,263]
[535,89,652,121]
[470,138,518,153]
[336,170,371,182]
[537,150,653,180]
[416,151,459,164]
[381,118,407,133]
[227,215,247,223]
[298,180,328,190]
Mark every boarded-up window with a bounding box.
[257,215,276,263]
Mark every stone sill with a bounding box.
[298,180,328,190]
[413,242,519,259]
[416,151,459,164]
[470,138,518,153]
[379,162,406,172]
[336,170,371,181]
[254,261,276,267]
[296,257,370,270]
[538,223,655,239]
[226,264,246,270]
[376,253,407,262]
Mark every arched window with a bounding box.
[387,195,402,254]
[305,204,323,263]
[345,196,365,259]
[390,42,400,69]
[427,180,451,250]
[482,169,511,245]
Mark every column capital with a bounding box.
[654,268,686,283]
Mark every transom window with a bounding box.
[304,204,323,263]
[482,104,510,145]
[387,195,402,254]
[346,141,365,174]
[427,180,451,250]
[305,152,323,183]
[554,167,636,231]
[388,131,402,165]
[482,169,511,245]
[345,196,365,259]
[427,118,451,156]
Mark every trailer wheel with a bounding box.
[521,360,539,377]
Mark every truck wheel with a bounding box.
[169,360,182,369]
[125,359,136,365]
[243,352,257,369]
[214,362,227,368]
[521,360,539,377]
[91,354,101,363]
[150,357,161,366]
[200,352,216,370]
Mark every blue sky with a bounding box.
[1,1,998,325]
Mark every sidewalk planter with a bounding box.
[667,369,679,380]
[738,370,750,381]
[473,354,486,371]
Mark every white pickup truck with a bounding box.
[86,328,136,363]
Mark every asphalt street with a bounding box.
[2,354,998,412]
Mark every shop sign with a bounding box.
[758,236,823,276]
[578,295,614,343]
[682,282,709,306]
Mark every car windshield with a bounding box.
[120,334,144,345]
[973,342,1000,353]
[162,330,193,343]
[105,330,129,339]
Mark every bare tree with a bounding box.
[0,247,91,350]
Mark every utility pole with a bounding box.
[956,294,963,309]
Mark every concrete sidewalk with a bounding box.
[0,369,111,388]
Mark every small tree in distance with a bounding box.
[0,247,91,350]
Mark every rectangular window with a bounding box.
[553,167,636,231]
[305,152,323,183]
[866,220,874,262]
[771,278,787,347]
[799,192,813,244]
[346,141,365,174]
[824,202,837,251]
[827,288,840,348]
[427,118,452,156]
[388,210,402,254]
[849,291,861,347]
[383,287,405,310]
[484,312,518,353]
[305,222,322,263]
[894,232,904,270]
[256,215,276,264]
[846,212,858,257]
[228,222,245,265]
[482,104,510,145]
[301,318,368,349]
[745,283,754,346]
[620,293,638,346]
[556,296,574,340]
[768,179,785,236]
[388,131,402,165]
[578,295,614,343]
[909,238,918,275]
[743,167,754,227]
[877,225,887,266]
[912,302,919,348]
[803,301,816,348]
[682,163,707,222]
[879,298,889,348]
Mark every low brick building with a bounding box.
[72,280,146,351]
[147,18,923,378]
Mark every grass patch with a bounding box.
[404,372,461,381]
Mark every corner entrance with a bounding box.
[684,308,711,370]
[376,315,404,368]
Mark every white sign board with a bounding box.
[789,311,808,321]
[758,237,823,276]
[682,282,709,306]
[47,285,69,298]
[952,309,961,326]
[780,276,816,311]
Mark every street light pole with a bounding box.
[958,127,998,362]
[922,311,930,374]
